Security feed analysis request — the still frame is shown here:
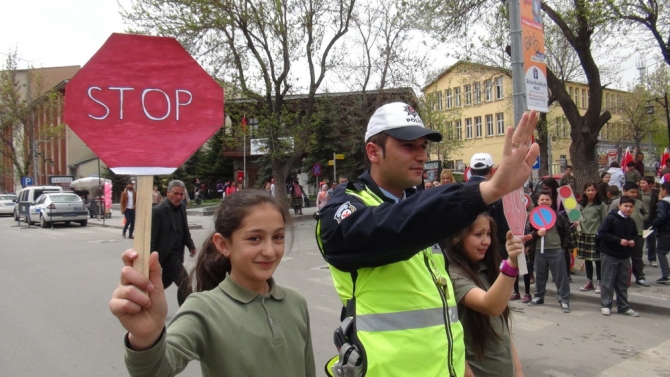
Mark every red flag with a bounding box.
[241,115,247,134]
[621,148,633,168]
[660,148,670,176]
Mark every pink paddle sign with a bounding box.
[502,188,528,275]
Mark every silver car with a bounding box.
[29,193,89,228]
[0,194,17,216]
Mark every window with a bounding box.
[465,118,473,139]
[569,87,573,101]
[436,91,443,110]
[574,89,579,106]
[604,93,610,109]
[454,87,462,107]
[562,118,568,138]
[475,116,482,138]
[496,113,505,134]
[446,121,453,140]
[456,160,464,171]
[495,77,503,99]
[455,120,462,140]
[474,82,481,104]
[248,117,259,137]
[485,80,492,101]
[486,114,494,136]
[446,89,452,109]
[581,89,586,109]
[555,117,561,138]
[464,84,472,106]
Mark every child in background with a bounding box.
[109,190,316,376]
[609,182,650,287]
[639,176,659,267]
[447,214,527,377]
[526,191,573,313]
[606,185,620,206]
[651,182,670,285]
[577,183,608,294]
[598,196,641,316]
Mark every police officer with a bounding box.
[317,102,539,377]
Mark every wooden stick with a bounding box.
[133,175,153,278]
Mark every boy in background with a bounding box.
[639,176,659,267]
[606,185,620,206]
[609,182,650,286]
[651,182,670,284]
[598,196,641,316]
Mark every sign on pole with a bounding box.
[521,0,548,112]
[64,33,224,277]
[312,163,322,177]
[335,154,345,160]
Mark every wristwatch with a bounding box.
[499,260,519,277]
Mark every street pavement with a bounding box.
[1,210,670,376]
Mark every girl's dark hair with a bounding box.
[579,182,602,206]
[185,190,292,294]
[600,171,609,179]
[447,214,509,361]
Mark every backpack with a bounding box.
[293,183,303,199]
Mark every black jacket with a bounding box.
[652,197,670,236]
[318,171,489,271]
[151,199,196,263]
[598,209,637,259]
[524,209,573,252]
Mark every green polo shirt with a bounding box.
[449,262,515,377]
[124,275,316,377]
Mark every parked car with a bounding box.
[28,193,89,228]
[0,194,17,216]
[14,185,64,221]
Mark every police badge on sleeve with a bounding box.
[334,202,356,223]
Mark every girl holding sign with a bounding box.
[109,190,315,377]
[447,214,529,377]
[577,183,608,294]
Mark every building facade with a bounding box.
[422,61,638,175]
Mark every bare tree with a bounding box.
[123,0,355,198]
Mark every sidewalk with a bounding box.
[543,258,670,315]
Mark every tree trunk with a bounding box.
[569,118,600,196]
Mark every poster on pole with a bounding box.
[521,0,549,113]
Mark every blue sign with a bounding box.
[21,176,33,187]
[312,163,322,177]
[532,156,540,169]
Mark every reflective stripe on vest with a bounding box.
[317,186,466,377]
[357,307,459,332]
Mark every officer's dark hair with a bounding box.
[447,214,509,361]
[619,195,635,206]
[470,167,491,177]
[606,185,620,196]
[623,181,639,192]
[185,190,292,294]
[364,132,390,169]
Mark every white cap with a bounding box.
[365,102,442,142]
[470,153,494,169]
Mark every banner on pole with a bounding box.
[521,0,549,113]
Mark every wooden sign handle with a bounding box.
[132,175,153,278]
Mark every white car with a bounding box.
[29,193,89,228]
[0,194,17,216]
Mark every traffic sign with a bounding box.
[328,160,334,166]
[312,163,322,177]
[463,167,471,182]
[21,176,33,187]
[523,193,532,209]
[557,185,581,221]
[64,33,224,175]
[335,154,345,160]
[532,156,540,169]
[529,205,556,230]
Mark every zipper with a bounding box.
[424,253,456,377]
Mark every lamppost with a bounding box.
[645,92,670,147]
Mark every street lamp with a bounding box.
[645,92,670,147]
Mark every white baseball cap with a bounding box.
[365,102,442,142]
[470,153,494,169]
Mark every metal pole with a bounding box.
[98,157,105,226]
[243,131,246,188]
[509,0,527,128]
[548,136,553,175]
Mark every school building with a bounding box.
[421,61,638,175]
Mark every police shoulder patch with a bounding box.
[334,202,357,223]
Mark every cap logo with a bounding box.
[404,105,423,125]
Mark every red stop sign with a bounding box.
[64,33,224,175]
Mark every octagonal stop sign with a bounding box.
[64,33,224,174]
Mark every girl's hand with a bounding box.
[505,231,533,268]
[537,228,547,237]
[109,250,168,350]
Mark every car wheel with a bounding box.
[79,220,87,227]
[40,215,50,229]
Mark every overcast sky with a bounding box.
[0,0,651,89]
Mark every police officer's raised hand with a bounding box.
[109,249,167,351]
[480,110,540,205]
